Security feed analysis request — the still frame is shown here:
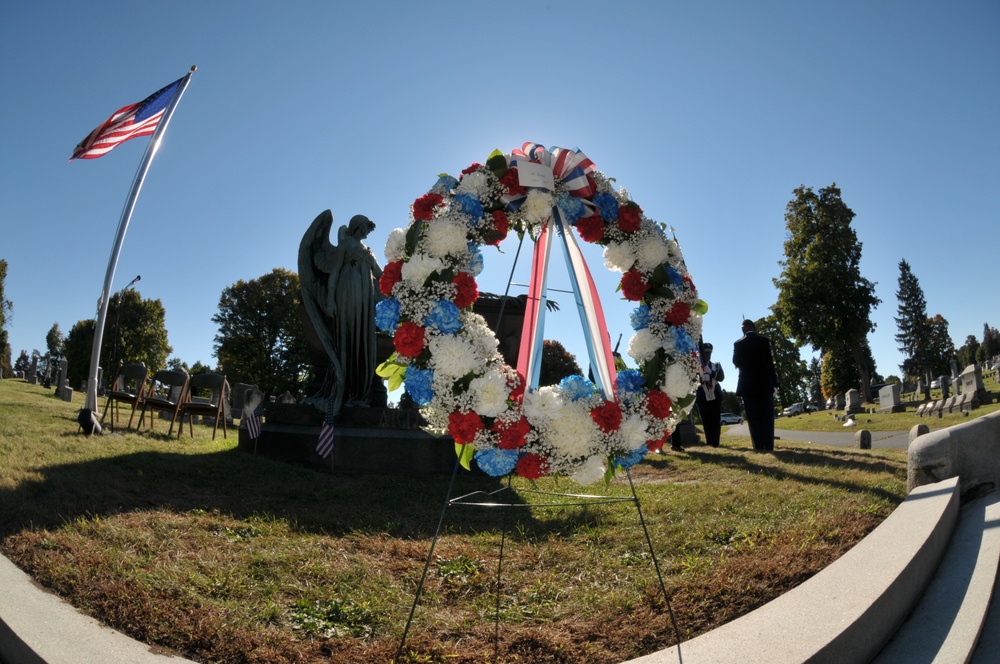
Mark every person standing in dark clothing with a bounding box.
[732,319,779,451]
[695,343,725,447]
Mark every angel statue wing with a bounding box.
[298,210,344,411]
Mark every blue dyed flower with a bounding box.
[431,175,459,194]
[474,448,520,477]
[559,374,596,401]
[594,192,619,222]
[615,444,648,470]
[616,369,645,402]
[467,243,485,276]
[630,305,651,331]
[404,365,435,406]
[454,193,484,221]
[662,265,684,288]
[424,299,462,334]
[672,326,697,355]
[374,298,401,332]
[557,193,586,225]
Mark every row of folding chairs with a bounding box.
[100,364,229,439]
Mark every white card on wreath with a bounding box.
[517,160,555,190]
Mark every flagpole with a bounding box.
[80,67,196,433]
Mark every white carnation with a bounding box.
[635,234,672,271]
[619,415,651,450]
[423,217,468,258]
[603,241,635,273]
[662,362,697,401]
[402,254,444,285]
[456,171,489,197]
[627,329,660,364]
[522,190,554,224]
[469,370,511,417]
[384,228,407,262]
[546,401,599,458]
[569,454,607,486]
[428,335,480,378]
[523,386,563,423]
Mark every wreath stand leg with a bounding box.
[395,468,685,663]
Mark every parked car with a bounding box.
[720,412,743,425]
[782,402,804,417]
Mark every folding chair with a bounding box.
[100,363,149,430]
[177,373,229,440]
[139,368,189,436]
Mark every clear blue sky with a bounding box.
[2,1,998,392]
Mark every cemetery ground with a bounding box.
[2,379,941,664]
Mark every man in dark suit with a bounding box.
[732,319,779,451]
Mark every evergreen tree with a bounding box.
[956,335,979,369]
[925,314,956,378]
[539,339,583,387]
[977,324,1000,366]
[772,184,880,401]
[893,259,931,381]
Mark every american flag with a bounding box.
[316,399,336,459]
[244,401,264,441]
[71,77,184,160]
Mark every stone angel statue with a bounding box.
[298,211,383,416]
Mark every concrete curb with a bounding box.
[622,477,961,664]
[0,555,194,664]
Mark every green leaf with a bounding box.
[405,221,423,257]
[455,442,475,471]
[642,349,666,385]
[677,393,696,409]
[375,356,407,393]
[486,149,507,178]
[693,299,709,315]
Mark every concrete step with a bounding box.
[871,490,1000,663]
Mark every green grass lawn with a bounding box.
[0,379,912,663]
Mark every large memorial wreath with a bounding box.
[375,143,705,485]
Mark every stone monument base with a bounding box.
[238,404,461,476]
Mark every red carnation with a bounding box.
[452,272,479,308]
[665,301,692,326]
[516,452,551,480]
[621,269,650,302]
[646,389,672,419]
[413,193,444,221]
[492,416,530,449]
[509,373,526,403]
[461,163,482,175]
[617,204,642,233]
[490,210,510,244]
[449,410,485,444]
[380,260,403,296]
[646,432,669,453]
[591,400,623,434]
[394,322,426,358]
[575,213,606,243]
[500,168,526,197]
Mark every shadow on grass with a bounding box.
[0,435,636,546]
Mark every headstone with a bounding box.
[27,356,38,385]
[56,358,69,399]
[938,375,950,398]
[855,429,871,449]
[960,364,991,407]
[943,395,958,413]
[277,391,296,404]
[231,382,254,419]
[877,384,904,413]
[844,389,861,414]
[909,423,930,444]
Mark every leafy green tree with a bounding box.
[755,314,809,407]
[956,335,979,369]
[46,323,65,364]
[0,259,12,378]
[212,268,310,399]
[820,346,857,399]
[539,339,583,387]
[893,259,932,382]
[977,324,1000,366]
[772,184,881,402]
[924,314,956,378]
[62,291,172,389]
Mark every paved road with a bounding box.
[723,422,911,450]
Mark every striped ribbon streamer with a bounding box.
[516,218,555,390]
